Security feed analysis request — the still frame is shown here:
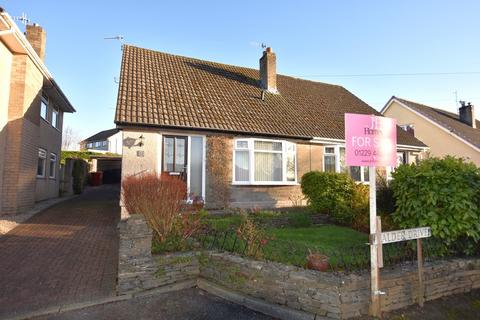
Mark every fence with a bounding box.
[197,228,480,273]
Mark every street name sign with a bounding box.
[381,227,432,244]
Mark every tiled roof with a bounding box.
[83,128,119,143]
[115,45,425,147]
[392,97,479,148]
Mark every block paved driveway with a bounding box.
[0,185,120,319]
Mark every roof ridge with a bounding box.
[123,44,343,89]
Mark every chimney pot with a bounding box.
[25,24,46,61]
[259,47,277,93]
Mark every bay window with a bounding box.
[233,139,296,184]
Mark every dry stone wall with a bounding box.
[117,215,480,319]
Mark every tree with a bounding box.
[62,126,81,151]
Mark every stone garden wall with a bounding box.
[117,215,480,319]
[117,214,199,294]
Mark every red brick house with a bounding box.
[0,8,75,214]
[114,45,426,213]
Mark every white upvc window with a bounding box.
[233,138,297,185]
[49,153,57,179]
[323,145,369,183]
[40,94,48,121]
[37,148,47,178]
[51,108,58,129]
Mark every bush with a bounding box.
[72,159,87,194]
[122,173,187,242]
[376,175,395,215]
[301,171,356,214]
[391,156,480,250]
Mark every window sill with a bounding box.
[232,182,299,186]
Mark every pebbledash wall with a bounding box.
[118,215,480,320]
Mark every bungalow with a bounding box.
[382,97,479,166]
[114,45,426,213]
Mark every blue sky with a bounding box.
[2,0,479,142]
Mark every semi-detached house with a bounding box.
[0,8,75,214]
[114,45,426,214]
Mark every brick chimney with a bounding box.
[259,47,277,93]
[25,23,46,61]
[459,101,476,129]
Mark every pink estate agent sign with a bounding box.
[345,113,397,167]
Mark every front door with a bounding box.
[162,136,188,182]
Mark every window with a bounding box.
[40,95,48,121]
[102,140,107,147]
[163,136,187,173]
[324,145,369,183]
[49,153,57,179]
[233,139,296,184]
[87,142,93,148]
[51,109,58,128]
[37,149,47,177]
[95,141,101,147]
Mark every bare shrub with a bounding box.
[122,173,186,242]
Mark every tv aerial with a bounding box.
[13,12,30,26]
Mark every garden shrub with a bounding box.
[301,171,356,214]
[72,159,87,194]
[376,175,395,215]
[391,156,480,251]
[122,173,188,243]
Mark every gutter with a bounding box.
[0,10,75,113]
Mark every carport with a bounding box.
[90,156,122,184]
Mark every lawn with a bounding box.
[201,213,370,270]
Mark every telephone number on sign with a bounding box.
[354,150,377,156]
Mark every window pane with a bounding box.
[236,140,248,149]
[397,152,406,166]
[37,158,45,176]
[164,137,174,171]
[324,154,336,172]
[363,166,369,182]
[40,101,48,120]
[254,141,282,151]
[254,152,282,181]
[235,150,249,181]
[339,148,347,173]
[325,147,335,154]
[175,138,186,172]
[286,152,295,181]
[51,110,58,128]
[350,166,361,181]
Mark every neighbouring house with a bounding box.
[382,96,479,166]
[79,128,123,154]
[0,8,75,215]
[114,45,426,212]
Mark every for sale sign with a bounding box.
[345,114,397,167]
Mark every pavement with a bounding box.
[0,185,120,319]
[32,288,275,320]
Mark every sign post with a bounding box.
[345,114,397,318]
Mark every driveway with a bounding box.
[0,185,120,319]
